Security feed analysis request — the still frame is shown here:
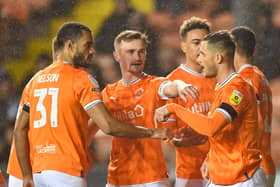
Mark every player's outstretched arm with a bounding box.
[163,80,199,102]
[14,110,35,187]
[86,102,173,139]
[155,103,228,137]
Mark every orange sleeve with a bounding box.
[73,73,102,110]
[166,103,228,137]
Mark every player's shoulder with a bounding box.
[219,74,248,93]
[102,81,120,94]
[147,75,168,86]
[167,66,183,79]
[225,75,255,99]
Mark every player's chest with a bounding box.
[105,86,156,109]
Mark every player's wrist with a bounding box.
[174,80,187,91]
[166,103,175,113]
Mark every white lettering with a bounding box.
[38,74,60,83]
[36,144,56,154]
[112,104,144,121]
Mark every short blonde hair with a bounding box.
[114,30,150,50]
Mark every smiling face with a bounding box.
[197,41,217,78]
[114,39,147,75]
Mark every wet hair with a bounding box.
[231,26,256,57]
[203,30,236,61]
[55,22,91,50]
[114,30,149,50]
[179,17,211,39]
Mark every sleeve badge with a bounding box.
[230,90,243,106]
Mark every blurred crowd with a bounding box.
[0,0,280,184]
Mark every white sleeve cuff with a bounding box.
[216,108,232,123]
[158,80,172,100]
[84,99,103,110]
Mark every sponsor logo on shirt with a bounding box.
[36,144,56,154]
[230,90,243,105]
[112,104,144,121]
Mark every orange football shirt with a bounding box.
[22,61,102,177]
[102,74,169,185]
[238,64,275,175]
[166,73,261,185]
[167,64,216,179]
[203,73,261,184]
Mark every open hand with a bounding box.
[178,84,199,102]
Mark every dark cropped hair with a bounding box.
[114,30,149,50]
[55,22,91,50]
[180,17,211,39]
[231,26,256,57]
[203,30,235,61]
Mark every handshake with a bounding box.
[150,125,208,147]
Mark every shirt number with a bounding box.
[34,88,59,128]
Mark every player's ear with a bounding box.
[215,53,223,64]
[65,40,75,54]
[113,50,120,63]
[180,41,187,53]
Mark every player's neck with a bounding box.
[217,64,236,84]
[60,53,74,65]
[234,54,252,71]
[184,61,203,73]
[121,72,144,86]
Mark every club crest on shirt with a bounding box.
[230,90,243,105]
[135,88,144,99]
[88,75,100,87]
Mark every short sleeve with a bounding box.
[150,77,172,100]
[74,73,102,111]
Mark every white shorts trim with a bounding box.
[8,175,21,187]
[207,168,267,187]
[175,177,207,187]
[33,170,86,187]
[106,179,170,187]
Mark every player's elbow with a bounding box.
[101,125,113,135]
[99,118,116,135]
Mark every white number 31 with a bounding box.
[34,88,59,128]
